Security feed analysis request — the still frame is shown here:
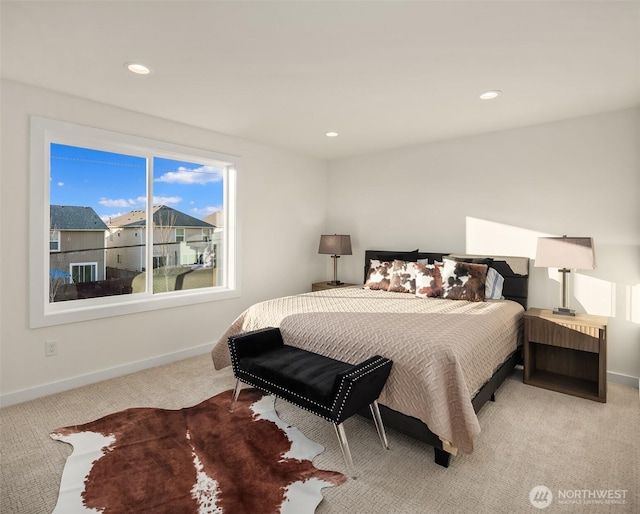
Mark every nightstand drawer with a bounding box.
[526,317,601,353]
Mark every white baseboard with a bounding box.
[607,371,640,389]
[0,343,213,408]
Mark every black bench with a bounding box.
[228,327,393,477]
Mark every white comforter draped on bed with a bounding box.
[211,287,523,454]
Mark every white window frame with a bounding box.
[30,116,240,328]
[70,262,98,283]
[175,227,185,243]
[50,230,60,252]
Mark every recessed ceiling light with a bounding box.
[325,132,339,137]
[125,62,152,75]
[479,90,502,100]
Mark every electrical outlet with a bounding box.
[45,340,57,357]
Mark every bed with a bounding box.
[211,250,529,467]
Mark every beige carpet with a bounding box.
[1,355,638,513]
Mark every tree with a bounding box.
[153,208,179,293]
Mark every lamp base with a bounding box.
[553,307,576,317]
[327,280,344,286]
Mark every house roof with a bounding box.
[50,205,109,231]
[107,205,215,229]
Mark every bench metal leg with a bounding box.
[369,400,389,450]
[333,423,357,479]
[229,379,242,412]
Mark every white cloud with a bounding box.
[154,165,223,185]
[191,205,222,217]
[99,196,182,209]
[99,198,139,208]
[153,196,182,205]
[57,182,64,187]
[136,196,183,206]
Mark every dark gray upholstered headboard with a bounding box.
[363,250,530,309]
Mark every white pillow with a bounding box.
[485,267,505,300]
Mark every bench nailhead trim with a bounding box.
[228,331,390,423]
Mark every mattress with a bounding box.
[211,287,524,454]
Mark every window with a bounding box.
[71,263,97,283]
[30,117,239,328]
[50,230,60,252]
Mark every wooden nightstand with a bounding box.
[523,308,607,402]
[311,281,357,292]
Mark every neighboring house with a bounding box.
[50,205,109,284]
[202,211,222,229]
[105,205,216,272]
[202,210,224,269]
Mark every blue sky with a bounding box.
[50,143,224,221]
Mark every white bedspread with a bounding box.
[211,287,523,454]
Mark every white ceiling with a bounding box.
[2,1,639,160]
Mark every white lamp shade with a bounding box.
[535,237,596,270]
[318,235,352,256]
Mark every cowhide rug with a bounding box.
[51,388,346,513]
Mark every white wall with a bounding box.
[327,108,640,382]
[0,80,328,404]
[2,81,637,405]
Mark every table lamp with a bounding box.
[534,236,595,316]
[318,234,352,285]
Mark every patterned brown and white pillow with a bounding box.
[440,259,488,302]
[388,260,416,293]
[414,262,443,298]
[364,259,393,290]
